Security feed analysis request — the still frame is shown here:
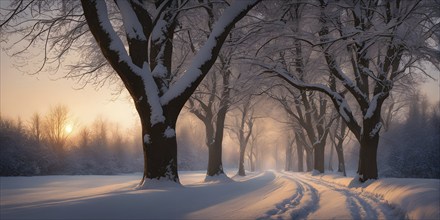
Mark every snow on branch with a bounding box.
[141,62,166,125]
[116,0,147,41]
[86,0,165,125]
[369,122,382,138]
[325,55,368,103]
[94,0,132,65]
[257,63,362,140]
[160,0,260,105]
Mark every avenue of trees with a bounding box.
[1,0,439,184]
[253,0,439,181]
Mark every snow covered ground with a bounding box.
[1,170,438,219]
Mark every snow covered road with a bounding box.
[262,172,404,219]
[1,171,438,219]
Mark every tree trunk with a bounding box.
[306,150,313,172]
[207,141,224,176]
[250,156,255,172]
[207,105,228,176]
[335,118,347,176]
[313,143,325,173]
[356,104,385,182]
[335,142,346,176]
[295,133,304,172]
[249,147,255,172]
[328,142,334,172]
[285,144,293,171]
[238,146,246,176]
[140,121,179,186]
[358,132,379,181]
[206,65,231,177]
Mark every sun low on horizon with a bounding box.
[65,124,74,134]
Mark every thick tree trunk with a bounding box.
[207,142,225,176]
[206,68,231,177]
[328,142,334,171]
[335,118,347,176]
[358,133,379,181]
[238,146,246,176]
[335,143,346,176]
[336,148,346,174]
[357,112,383,181]
[203,119,223,176]
[306,150,313,172]
[207,106,227,176]
[207,142,224,176]
[139,121,179,186]
[313,143,325,173]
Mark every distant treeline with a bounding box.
[0,105,143,175]
[0,105,208,176]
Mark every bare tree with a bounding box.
[43,105,71,152]
[295,131,309,172]
[28,112,43,144]
[187,54,233,177]
[78,127,91,148]
[267,84,336,173]
[285,132,295,171]
[246,123,263,172]
[228,95,260,176]
[183,2,263,177]
[330,117,349,176]
[1,0,260,185]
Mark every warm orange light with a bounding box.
[65,124,73,134]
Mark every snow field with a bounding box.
[1,171,293,219]
[1,170,438,219]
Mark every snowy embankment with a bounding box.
[1,170,438,219]
[305,172,440,220]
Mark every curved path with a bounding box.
[258,171,404,220]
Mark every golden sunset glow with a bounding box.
[65,124,73,134]
[0,49,138,130]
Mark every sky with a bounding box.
[0,48,139,132]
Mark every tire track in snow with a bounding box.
[298,173,404,220]
[258,172,319,219]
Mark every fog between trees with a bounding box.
[1,89,438,179]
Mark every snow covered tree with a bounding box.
[329,117,349,176]
[268,84,336,173]
[284,132,295,171]
[257,0,439,181]
[187,54,233,177]
[183,2,263,177]
[228,95,259,176]
[1,0,260,185]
